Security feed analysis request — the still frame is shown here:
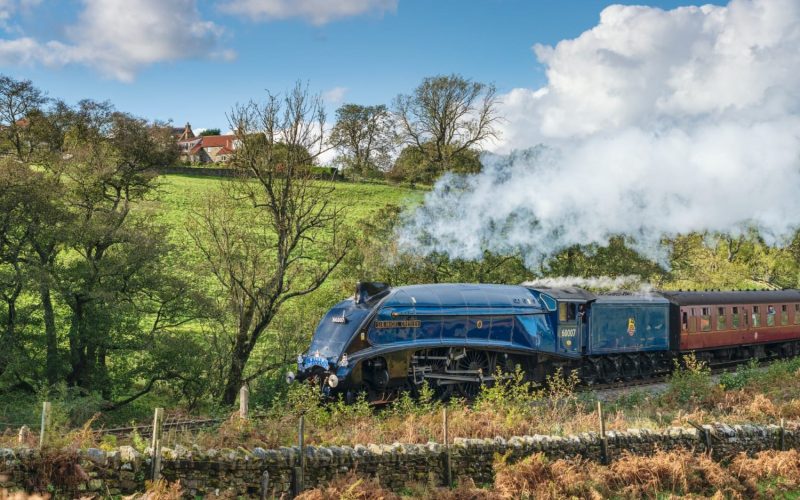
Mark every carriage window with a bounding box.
[752,306,761,327]
[717,307,727,330]
[795,304,800,325]
[781,305,789,325]
[700,307,711,332]
[732,307,740,329]
[682,311,688,331]
[767,305,776,327]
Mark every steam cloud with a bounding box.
[399,0,800,267]
[523,276,652,292]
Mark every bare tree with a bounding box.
[330,104,395,179]
[191,82,351,405]
[394,74,499,180]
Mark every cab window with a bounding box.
[558,303,577,322]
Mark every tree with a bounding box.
[388,143,482,184]
[330,104,395,179]
[0,75,48,160]
[53,101,186,397]
[199,128,221,136]
[192,82,351,405]
[393,74,499,180]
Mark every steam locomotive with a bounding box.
[288,282,800,402]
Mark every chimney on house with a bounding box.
[183,122,195,140]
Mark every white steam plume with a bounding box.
[523,275,652,292]
[399,0,800,267]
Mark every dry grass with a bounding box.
[295,472,399,500]
[732,449,800,497]
[493,453,602,499]
[602,449,743,499]
[297,449,800,499]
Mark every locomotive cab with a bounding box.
[526,287,596,358]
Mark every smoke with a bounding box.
[398,0,800,267]
[523,275,652,292]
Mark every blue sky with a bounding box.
[0,0,723,132]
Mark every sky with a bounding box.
[0,0,724,133]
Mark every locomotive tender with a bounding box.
[290,282,800,401]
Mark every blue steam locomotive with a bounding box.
[289,282,800,402]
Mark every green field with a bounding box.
[154,174,423,222]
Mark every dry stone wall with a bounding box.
[1,423,797,498]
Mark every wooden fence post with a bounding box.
[260,470,270,500]
[38,402,50,449]
[151,408,164,482]
[597,401,608,465]
[294,413,305,495]
[443,407,452,486]
[239,385,249,419]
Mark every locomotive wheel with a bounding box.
[425,350,454,399]
[620,354,639,381]
[582,358,602,385]
[639,354,655,379]
[455,350,493,399]
[599,357,619,384]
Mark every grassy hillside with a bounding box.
[154,174,423,221]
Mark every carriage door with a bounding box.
[557,301,581,355]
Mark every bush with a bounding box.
[663,353,720,406]
[475,366,540,414]
[719,359,759,391]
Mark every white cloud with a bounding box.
[219,0,397,25]
[402,0,800,266]
[0,0,228,81]
[0,0,39,32]
[322,86,348,104]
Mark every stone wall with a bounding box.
[1,423,797,498]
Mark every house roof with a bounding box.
[198,135,235,148]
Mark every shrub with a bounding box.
[663,353,720,406]
[719,359,759,391]
[475,366,540,414]
[18,448,89,494]
[137,479,184,499]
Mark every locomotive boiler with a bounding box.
[289,282,800,402]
